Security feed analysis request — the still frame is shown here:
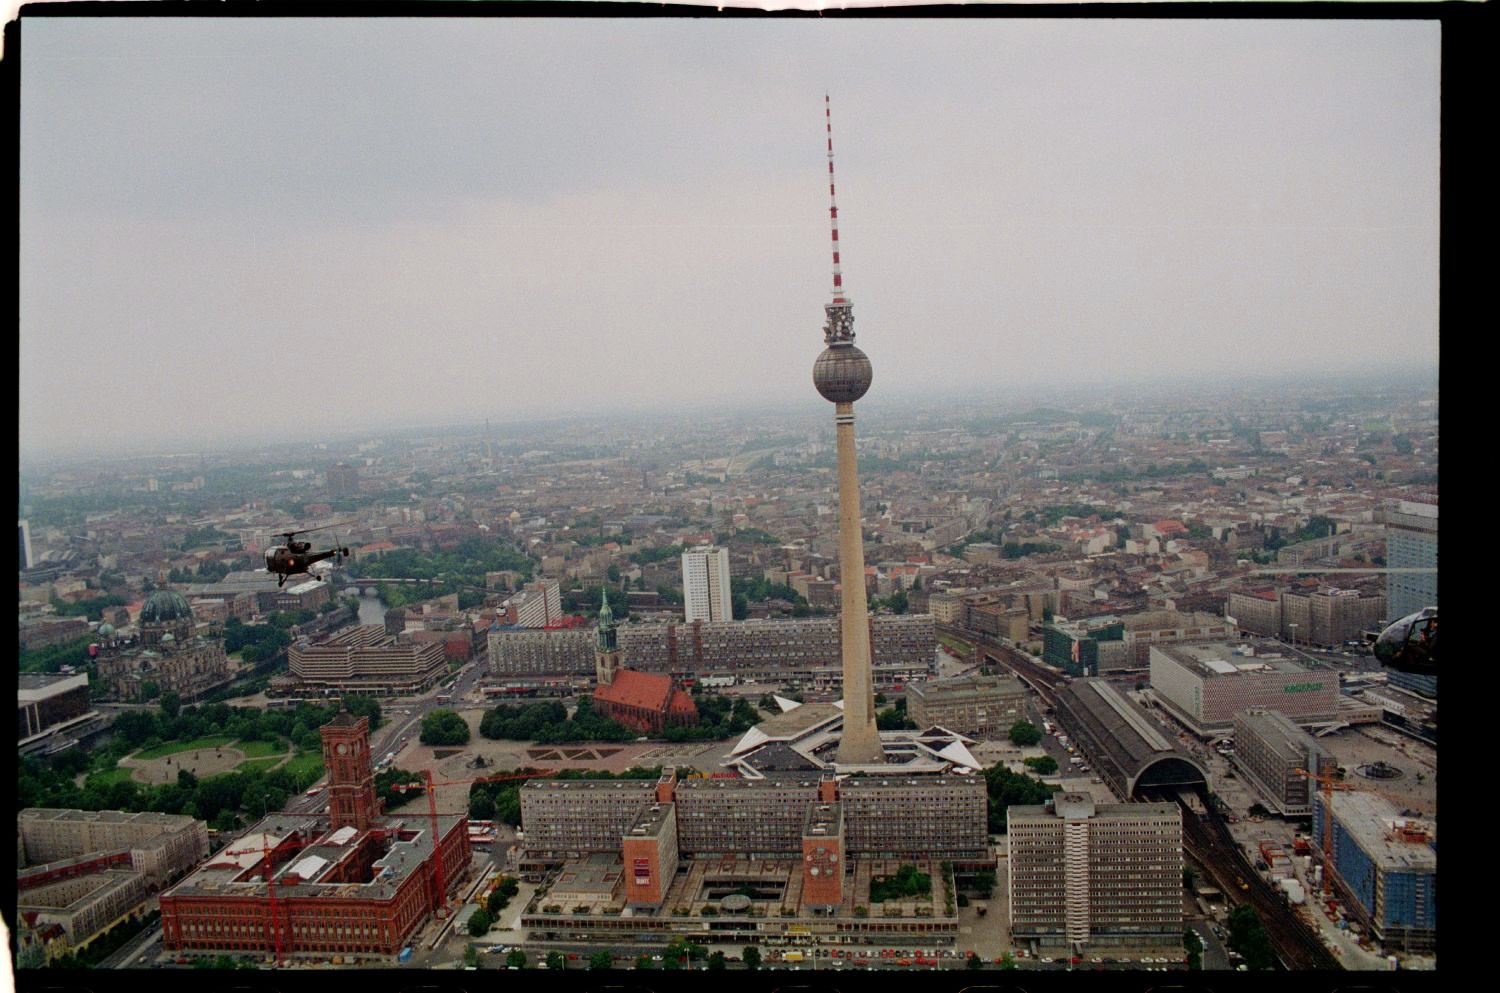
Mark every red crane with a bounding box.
[216,832,296,967]
[390,768,555,915]
[1295,767,1355,901]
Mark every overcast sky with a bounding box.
[19,16,1439,457]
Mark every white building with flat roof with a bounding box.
[681,545,732,623]
[1149,642,1339,736]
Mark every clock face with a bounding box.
[335,742,350,756]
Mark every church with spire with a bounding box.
[590,590,698,735]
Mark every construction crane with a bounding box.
[1294,766,1356,901]
[389,768,555,915]
[216,833,296,967]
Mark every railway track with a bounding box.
[1161,790,1341,971]
[942,625,1339,969]
[939,625,1069,707]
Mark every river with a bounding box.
[357,591,386,626]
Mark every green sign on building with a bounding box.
[1283,682,1324,694]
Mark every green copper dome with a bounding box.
[141,589,194,624]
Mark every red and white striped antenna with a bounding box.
[825,93,848,305]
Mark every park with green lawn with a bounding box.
[20,695,383,834]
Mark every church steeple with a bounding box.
[598,590,617,652]
[596,589,621,686]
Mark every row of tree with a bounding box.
[475,697,637,745]
[111,696,382,751]
[656,693,762,742]
[166,555,253,584]
[19,632,95,674]
[466,875,522,936]
[20,746,319,833]
[49,593,129,622]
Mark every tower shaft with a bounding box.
[835,402,882,764]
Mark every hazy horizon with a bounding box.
[20,17,1440,460]
[19,361,1437,468]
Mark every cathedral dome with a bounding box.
[98,623,116,639]
[141,590,194,624]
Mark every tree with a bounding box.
[546,951,565,970]
[997,952,1017,970]
[870,863,932,902]
[1024,755,1058,775]
[707,951,726,970]
[983,764,1057,833]
[420,708,471,746]
[160,691,182,720]
[887,586,909,614]
[1226,904,1275,970]
[877,707,917,731]
[463,944,480,968]
[1008,720,1041,747]
[506,949,527,969]
[967,952,984,970]
[742,946,761,970]
[1184,928,1204,970]
[589,950,614,970]
[344,695,383,729]
[466,907,492,936]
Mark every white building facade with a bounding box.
[681,545,733,623]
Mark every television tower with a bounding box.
[811,96,882,766]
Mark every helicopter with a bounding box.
[263,522,352,587]
[1371,606,1437,677]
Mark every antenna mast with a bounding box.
[824,95,855,344]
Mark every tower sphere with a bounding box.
[813,343,873,404]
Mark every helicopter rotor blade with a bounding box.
[273,518,358,539]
